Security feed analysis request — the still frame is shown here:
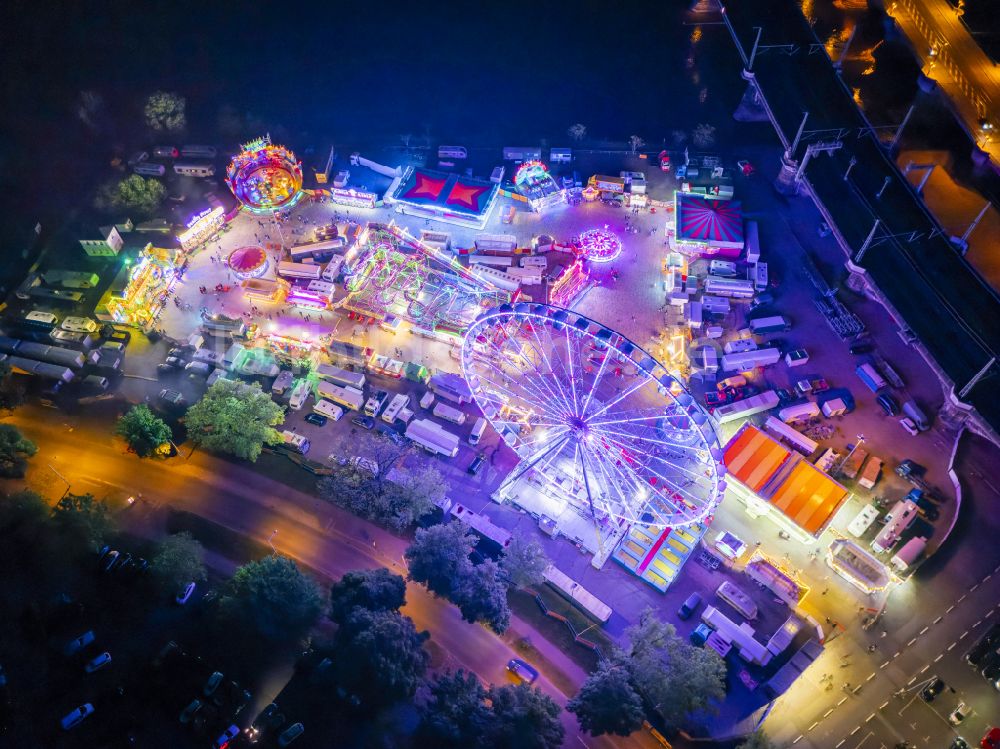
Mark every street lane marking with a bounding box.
[792,737,802,745]
[865,713,875,722]
[893,651,901,659]
[959,631,969,640]
[983,574,992,582]
[970,584,979,592]
[947,605,956,613]
[835,741,846,748]
[808,722,819,732]
[849,726,861,736]
[866,673,875,682]
[934,654,944,662]
[880,661,890,669]
[907,638,917,646]
[919,626,929,634]
[837,698,848,706]
[933,616,943,624]
[908,676,917,685]
[974,620,982,628]
[823,709,834,718]
[958,594,967,602]
[947,642,957,651]
[879,701,888,710]
[919,665,929,674]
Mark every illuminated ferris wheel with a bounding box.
[461,304,726,529]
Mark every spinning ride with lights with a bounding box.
[225,135,303,212]
[576,228,623,263]
[462,304,725,533]
[227,245,269,279]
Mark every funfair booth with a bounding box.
[390,167,499,230]
[177,207,226,250]
[672,192,744,259]
[226,135,304,213]
[96,244,182,328]
[513,160,565,212]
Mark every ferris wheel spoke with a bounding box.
[588,424,707,454]
[584,446,646,521]
[583,374,657,424]
[562,333,582,418]
[579,343,614,420]
[592,427,710,486]
[525,322,580,418]
[472,371,556,421]
[505,333,576,418]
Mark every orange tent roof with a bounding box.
[723,425,789,492]
[769,460,848,536]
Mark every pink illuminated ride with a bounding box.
[226,135,304,213]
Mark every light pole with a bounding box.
[47,463,72,498]
[267,529,279,555]
[836,434,866,478]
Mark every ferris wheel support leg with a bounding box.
[491,435,570,506]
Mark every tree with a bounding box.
[692,123,717,149]
[0,359,26,411]
[95,174,166,217]
[485,683,565,749]
[623,609,726,728]
[405,523,476,599]
[150,532,206,594]
[220,555,323,642]
[451,558,511,633]
[332,607,430,705]
[390,464,447,526]
[737,731,777,749]
[116,404,172,457]
[329,568,406,623]
[144,90,186,132]
[500,534,549,589]
[567,123,587,142]
[0,424,36,477]
[76,90,106,133]
[417,670,492,748]
[629,135,646,154]
[567,660,645,736]
[51,493,113,548]
[184,380,284,461]
[671,129,689,146]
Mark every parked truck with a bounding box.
[748,316,791,335]
[405,419,460,457]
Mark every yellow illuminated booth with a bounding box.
[96,244,182,327]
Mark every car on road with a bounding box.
[159,389,186,407]
[179,698,202,724]
[84,652,111,673]
[949,701,969,725]
[876,393,899,416]
[60,704,94,730]
[214,724,239,748]
[176,582,196,605]
[899,416,920,436]
[507,658,539,684]
[919,676,945,701]
[351,415,375,430]
[965,625,1000,666]
[304,412,328,427]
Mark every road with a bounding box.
[888,0,999,156]
[761,430,1000,748]
[4,403,660,749]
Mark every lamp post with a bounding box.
[836,434,866,478]
[48,464,72,498]
[267,529,279,555]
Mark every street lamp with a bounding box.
[836,434,865,477]
[267,529,279,555]
[47,463,72,498]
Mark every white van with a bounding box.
[469,417,487,446]
[709,260,738,278]
[847,504,880,538]
[313,399,346,421]
[281,430,310,454]
[419,391,435,410]
[288,379,310,410]
[272,370,293,396]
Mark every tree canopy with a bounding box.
[150,532,206,594]
[116,404,172,457]
[144,90,186,132]
[184,380,284,462]
[451,558,510,633]
[0,424,36,478]
[567,660,645,736]
[50,493,113,548]
[329,568,406,623]
[220,555,323,642]
[485,683,565,749]
[500,534,549,589]
[737,731,777,749]
[623,609,726,728]
[405,523,477,599]
[0,360,26,411]
[417,670,493,748]
[332,607,430,706]
[95,174,166,217]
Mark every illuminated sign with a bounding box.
[328,188,377,209]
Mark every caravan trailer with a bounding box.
[173,161,216,177]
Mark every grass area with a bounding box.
[508,586,617,674]
[165,508,271,563]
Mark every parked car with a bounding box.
[185,361,211,376]
[165,356,185,369]
[919,676,945,702]
[899,417,920,436]
[351,415,375,430]
[64,631,95,656]
[176,582,196,605]
[159,389,186,407]
[304,413,327,427]
[982,727,1000,749]
[965,625,1000,666]
[876,393,899,416]
[204,671,224,697]
[214,724,239,748]
[179,699,202,724]
[278,722,305,747]
[678,592,703,621]
[60,704,94,730]
[157,364,177,377]
[468,453,487,475]
[949,701,969,725]
[168,347,191,359]
[506,658,539,684]
[84,652,112,673]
